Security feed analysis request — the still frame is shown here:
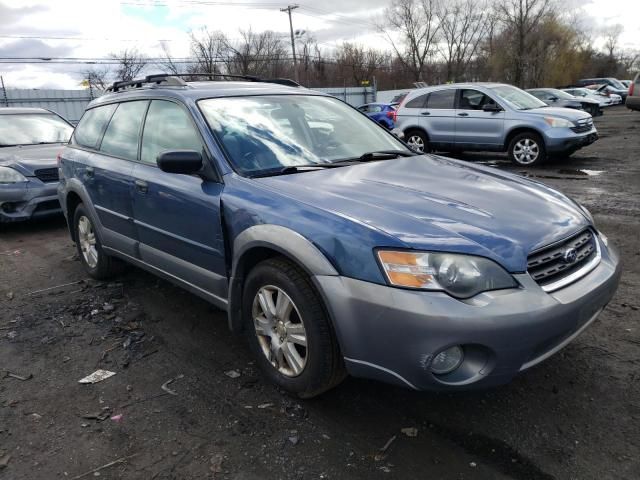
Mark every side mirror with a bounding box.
[391,128,405,140]
[482,103,501,112]
[157,150,203,175]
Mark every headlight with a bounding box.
[377,250,517,298]
[543,117,573,128]
[0,166,27,184]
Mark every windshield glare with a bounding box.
[198,95,407,176]
[547,89,575,100]
[0,113,73,146]
[490,85,547,110]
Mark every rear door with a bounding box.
[73,101,147,257]
[421,88,456,149]
[131,99,227,301]
[453,89,505,150]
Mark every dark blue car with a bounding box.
[58,75,620,397]
[356,102,396,129]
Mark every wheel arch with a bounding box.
[227,225,338,334]
[404,125,430,141]
[504,126,546,151]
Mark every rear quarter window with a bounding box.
[404,94,428,109]
[73,104,117,149]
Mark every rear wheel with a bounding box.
[243,257,346,398]
[508,132,546,166]
[73,204,121,279]
[405,129,430,153]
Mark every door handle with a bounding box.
[135,179,148,194]
[457,112,469,117]
[420,111,431,115]
[85,166,94,178]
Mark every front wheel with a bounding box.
[243,257,346,398]
[508,132,546,166]
[405,129,430,153]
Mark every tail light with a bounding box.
[630,82,634,96]
[386,110,394,119]
[56,151,62,167]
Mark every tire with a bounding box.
[508,132,546,166]
[243,257,346,398]
[405,129,430,153]
[73,204,122,280]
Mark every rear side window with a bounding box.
[73,104,116,149]
[100,101,149,161]
[141,100,204,165]
[426,90,455,109]
[405,94,428,108]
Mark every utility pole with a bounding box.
[0,75,8,107]
[280,4,299,82]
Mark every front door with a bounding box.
[131,99,227,301]
[454,89,505,150]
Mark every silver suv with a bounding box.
[394,83,598,166]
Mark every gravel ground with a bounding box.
[1,106,638,480]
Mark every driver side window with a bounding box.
[141,100,204,166]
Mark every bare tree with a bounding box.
[602,24,624,59]
[381,0,441,81]
[496,0,555,87]
[335,43,387,85]
[189,28,230,77]
[437,0,490,82]
[109,48,147,81]
[80,66,110,91]
[156,41,185,75]
[227,29,289,77]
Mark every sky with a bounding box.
[0,0,638,90]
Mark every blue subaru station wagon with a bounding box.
[58,75,621,397]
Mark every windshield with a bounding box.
[489,85,547,110]
[608,79,626,89]
[0,113,73,147]
[547,89,575,100]
[198,95,408,176]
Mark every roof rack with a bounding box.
[106,73,301,92]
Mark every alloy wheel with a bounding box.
[513,138,540,165]
[252,285,308,377]
[407,135,425,153]
[77,216,98,268]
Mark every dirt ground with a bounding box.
[1,106,638,480]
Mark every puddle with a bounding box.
[557,169,604,176]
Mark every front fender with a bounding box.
[227,224,338,333]
[59,178,104,244]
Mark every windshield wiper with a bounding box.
[250,163,348,178]
[332,150,416,164]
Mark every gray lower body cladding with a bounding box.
[314,236,620,391]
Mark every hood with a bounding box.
[255,156,589,272]
[523,106,591,122]
[0,144,63,176]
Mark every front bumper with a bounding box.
[314,236,620,391]
[0,179,62,222]
[544,127,598,153]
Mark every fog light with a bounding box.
[431,346,464,375]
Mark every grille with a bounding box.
[527,230,598,289]
[570,119,593,134]
[34,168,59,183]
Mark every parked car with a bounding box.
[587,84,623,104]
[576,77,628,99]
[626,72,640,111]
[394,83,598,166]
[356,103,396,129]
[58,74,620,397]
[620,80,632,89]
[0,107,74,222]
[527,88,602,116]
[562,87,614,108]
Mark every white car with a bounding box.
[586,84,624,104]
[562,87,613,107]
